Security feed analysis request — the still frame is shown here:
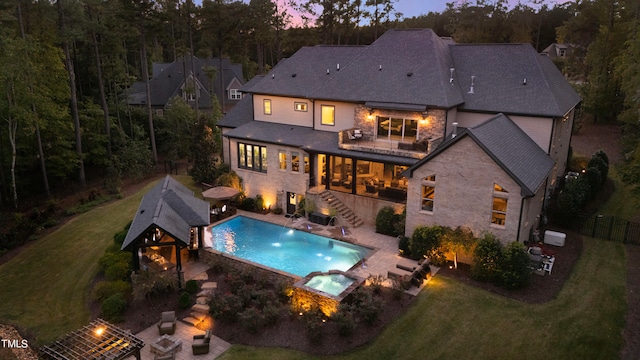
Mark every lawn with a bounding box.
[0,175,197,346]
[0,173,629,358]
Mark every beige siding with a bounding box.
[313,101,356,132]
[405,136,523,244]
[253,95,314,127]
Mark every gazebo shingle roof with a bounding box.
[121,176,209,251]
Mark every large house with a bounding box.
[128,55,245,115]
[217,29,580,244]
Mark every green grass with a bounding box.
[598,167,639,220]
[219,236,626,360]
[0,173,630,358]
[0,175,195,346]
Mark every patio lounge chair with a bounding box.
[192,330,211,355]
[157,311,176,335]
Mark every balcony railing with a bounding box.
[339,129,443,159]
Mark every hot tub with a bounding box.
[292,270,364,316]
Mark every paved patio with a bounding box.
[134,320,230,360]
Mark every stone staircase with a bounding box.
[182,281,216,327]
[318,190,364,227]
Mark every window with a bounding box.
[321,105,335,126]
[263,99,272,115]
[421,175,436,212]
[491,183,509,226]
[294,102,308,112]
[376,116,418,142]
[291,152,300,172]
[279,151,287,170]
[304,155,310,174]
[238,143,267,172]
[229,89,241,100]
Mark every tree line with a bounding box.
[0,0,639,212]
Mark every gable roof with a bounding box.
[450,44,581,117]
[128,56,244,109]
[121,176,209,251]
[406,113,554,196]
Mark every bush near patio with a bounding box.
[408,225,445,263]
[93,222,134,321]
[375,206,405,237]
[470,234,531,289]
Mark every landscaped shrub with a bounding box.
[131,270,178,302]
[470,234,503,283]
[398,236,411,257]
[239,307,265,333]
[113,221,132,246]
[209,293,244,322]
[365,274,385,295]
[178,291,192,309]
[185,279,199,295]
[500,242,531,289]
[333,304,357,336]
[440,226,477,268]
[101,293,127,322]
[239,197,256,211]
[588,155,609,184]
[594,150,609,166]
[393,207,406,237]
[105,261,131,282]
[302,307,325,343]
[262,301,284,325]
[350,287,385,325]
[255,195,265,212]
[408,225,444,261]
[375,206,397,236]
[92,280,132,302]
[584,167,603,198]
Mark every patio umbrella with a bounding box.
[202,186,240,201]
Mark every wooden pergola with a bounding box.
[40,319,145,360]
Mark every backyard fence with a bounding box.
[567,215,640,245]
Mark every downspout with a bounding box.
[547,117,557,154]
[516,196,527,242]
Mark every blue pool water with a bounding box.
[209,216,371,277]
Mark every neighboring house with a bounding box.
[128,55,245,115]
[541,43,572,60]
[217,29,580,244]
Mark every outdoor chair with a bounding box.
[157,311,177,335]
[192,330,211,355]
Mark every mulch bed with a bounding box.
[438,231,583,303]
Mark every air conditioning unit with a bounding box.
[544,230,566,247]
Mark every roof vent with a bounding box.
[449,68,455,84]
[522,78,527,85]
[379,65,382,71]
[326,69,330,74]
[272,74,275,79]
[407,72,413,77]
[467,76,475,94]
[292,73,296,78]
[336,63,340,71]
[452,122,458,138]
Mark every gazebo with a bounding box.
[40,319,145,360]
[121,175,210,286]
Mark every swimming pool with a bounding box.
[208,216,372,277]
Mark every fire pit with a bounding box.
[150,334,182,358]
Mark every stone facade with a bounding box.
[405,136,526,244]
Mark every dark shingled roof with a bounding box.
[240,29,580,117]
[217,94,254,128]
[450,44,581,117]
[121,176,209,251]
[128,56,244,109]
[406,114,554,196]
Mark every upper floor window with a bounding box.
[421,174,436,212]
[294,102,308,112]
[376,116,418,142]
[263,99,272,115]
[491,183,509,226]
[229,89,241,100]
[321,105,335,126]
[304,155,310,174]
[238,143,267,173]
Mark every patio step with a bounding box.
[201,282,217,291]
[318,190,363,228]
[182,316,200,326]
[192,303,210,314]
[196,296,209,305]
